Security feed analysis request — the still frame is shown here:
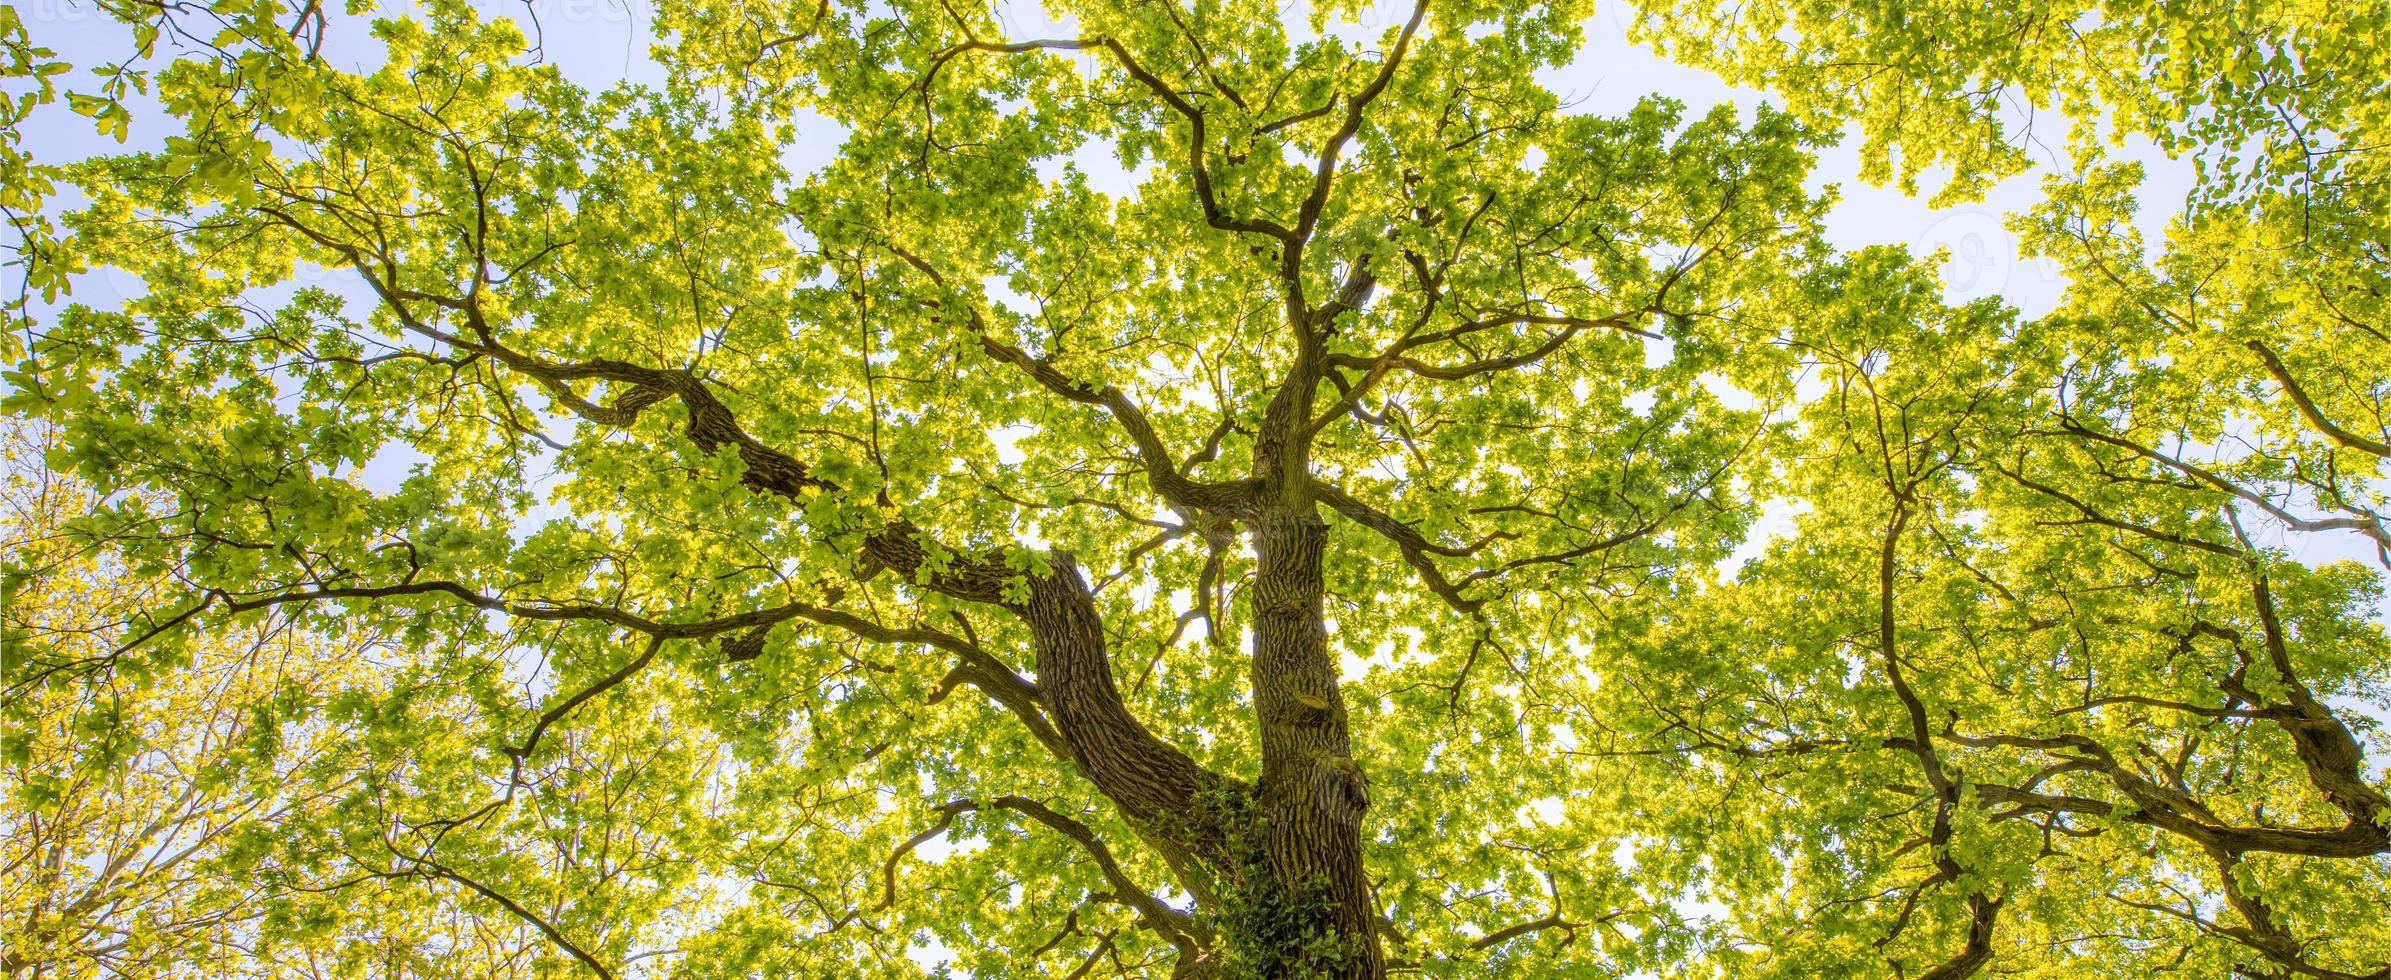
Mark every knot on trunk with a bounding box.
[1311,754,1371,825]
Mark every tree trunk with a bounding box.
[1218,297,1381,976]
[1241,497,1381,978]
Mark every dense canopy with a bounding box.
[3,0,2388,977]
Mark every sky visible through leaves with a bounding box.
[15,0,2376,594]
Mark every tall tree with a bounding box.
[3,0,2384,977]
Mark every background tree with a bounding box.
[5,420,619,978]
[2,0,2385,977]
